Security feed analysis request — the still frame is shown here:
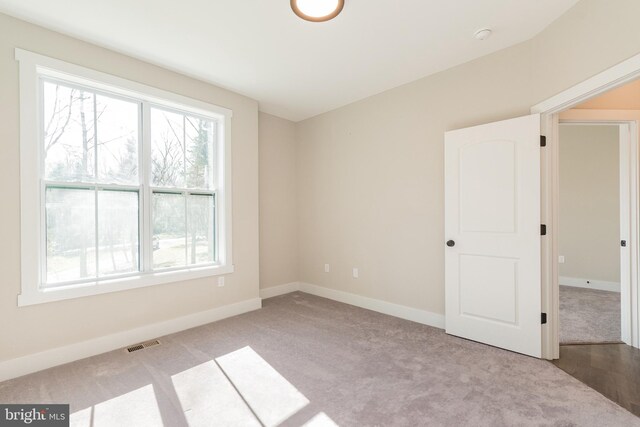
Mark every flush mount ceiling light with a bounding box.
[291,0,345,22]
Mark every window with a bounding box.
[17,49,233,306]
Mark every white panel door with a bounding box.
[445,114,541,357]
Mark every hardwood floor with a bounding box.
[552,343,640,417]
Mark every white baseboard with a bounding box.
[2,281,446,383]
[279,282,444,329]
[0,297,262,383]
[559,276,621,292]
[260,281,445,329]
[259,282,301,299]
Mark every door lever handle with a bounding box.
[446,240,455,247]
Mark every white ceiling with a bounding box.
[0,0,579,121]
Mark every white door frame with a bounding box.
[557,119,637,348]
[532,52,640,359]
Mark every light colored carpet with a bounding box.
[1,292,638,426]
[560,285,621,344]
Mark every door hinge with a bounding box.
[541,224,547,236]
[541,313,547,324]
[540,135,547,147]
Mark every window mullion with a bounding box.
[149,186,214,195]
[93,93,99,279]
[142,101,152,273]
[93,93,98,181]
[38,76,48,287]
[184,192,188,266]
[44,182,140,191]
[40,180,47,288]
[94,188,99,278]
[213,191,218,263]
[183,115,187,187]
[183,115,188,266]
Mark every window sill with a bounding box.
[18,264,234,307]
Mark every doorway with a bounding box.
[443,53,640,360]
[443,53,640,416]
[533,54,640,360]
[557,122,631,345]
[534,71,640,417]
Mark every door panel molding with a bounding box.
[445,113,541,358]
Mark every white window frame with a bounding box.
[16,48,234,306]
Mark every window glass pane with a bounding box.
[96,95,139,184]
[187,194,215,265]
[98,190,139,276]
[43,81,96,182]
[185,116,216,189]
[151,108,184,187]
[153,192,186,268]
[46,187,96,284]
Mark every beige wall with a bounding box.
[558,125,620,283]
[530,0,640,106]
[297,43,532,313]
[4,0,640,362]
[259,113,298,289]
[295,0,640,316]
[0,12,260,362]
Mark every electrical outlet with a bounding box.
[352,268,359,279]
[558,256,565,264]
[218,277,225,287]
[324,264,330,273]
